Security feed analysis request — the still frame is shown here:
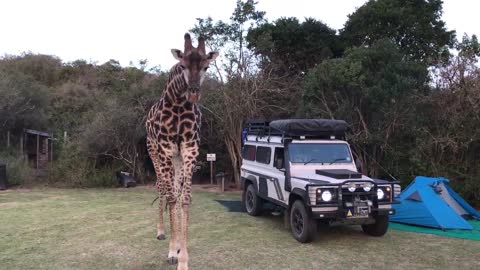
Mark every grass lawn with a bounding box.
[1,186,479,270]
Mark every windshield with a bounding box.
[288,143,353,164]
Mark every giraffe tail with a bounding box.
[150,196,159,206]
[150,196,168,211]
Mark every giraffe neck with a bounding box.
[161,63,188,105]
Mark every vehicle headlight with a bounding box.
[363,183,373,192]
[377,188,385,200]
[321,190,332,202]
[348,182,356,192]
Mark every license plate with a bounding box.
[346,207,369,218]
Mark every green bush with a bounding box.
[48,143,119,187]
[85,166,118,187]
[48,143,88,187]
[0,151,34,186]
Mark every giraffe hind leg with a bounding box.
[147,140,167,240]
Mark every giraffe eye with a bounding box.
[203,67,209,71]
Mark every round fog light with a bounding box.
[377,188,385,200]
[321,190,332,202]
[348,183,356,192]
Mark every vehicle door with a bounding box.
[261,146,287,204]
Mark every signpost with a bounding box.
[207,153,216,184]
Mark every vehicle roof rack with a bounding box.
[244,119,348,142]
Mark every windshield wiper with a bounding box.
[329,158,347,165]
[304,158,320,165]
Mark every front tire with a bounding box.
[290,200,316,243]
[362,215,389,236]
[243,184,262,216]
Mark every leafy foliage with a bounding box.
[302,40,428,178]
[247,17,342,75]
[341,0,455,64]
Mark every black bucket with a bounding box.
[0,163,7,190]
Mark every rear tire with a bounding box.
[290,200,316,243]
[243,184,262,216]
[362,215,389,236]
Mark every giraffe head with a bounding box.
[171,33,219,103]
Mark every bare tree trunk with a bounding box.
[224,136,241,189]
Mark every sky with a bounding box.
[1,0,478,69]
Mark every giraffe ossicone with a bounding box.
[146,33,218,270]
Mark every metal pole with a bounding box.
[221,175,225,193]
[210,161,213,185]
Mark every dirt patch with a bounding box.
[0,202,19,208]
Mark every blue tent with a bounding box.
[391,176,480,230]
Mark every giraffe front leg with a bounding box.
[178,203,190,270]
[178,144,197,270]
[156,187,166,240]
[163,164,179,265]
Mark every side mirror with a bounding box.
[355,159,363,173]
[275,158,284,170]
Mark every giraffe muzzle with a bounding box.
[188,92,200,103]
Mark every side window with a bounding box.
[242,145,256,161]
[273,147,285,170]
[256,146,271,164]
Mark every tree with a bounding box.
[302,40,427,178]
[0,54,63,87]
[0,71,50,133]
[247,17,343,76]
[414,34,480,204]
[341,0,455,64]
[191,0,273,187]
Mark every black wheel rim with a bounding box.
[292,208,304,236]
[246,189,254,212]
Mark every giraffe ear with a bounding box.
[206,51,219,62]
[171,49,183,60]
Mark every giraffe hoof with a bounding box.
[168,256,178,265]
[156,234,166,240]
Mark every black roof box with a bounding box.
[269,119,348,137]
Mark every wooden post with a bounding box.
[50,139,53,162]
[6,131,10,148]
[36,134,40,170]
[20,134,23,156]
[63,131,67,144]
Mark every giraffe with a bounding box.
[146,33,218,270]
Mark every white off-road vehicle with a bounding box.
[240,119,400,243]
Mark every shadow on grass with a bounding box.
[214,199,245,213]
[213,199,374,243]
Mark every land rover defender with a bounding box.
[240,119,400,242]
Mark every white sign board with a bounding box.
[207,153,216,161]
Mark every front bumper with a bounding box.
[311,206,396,219]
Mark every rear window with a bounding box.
[256,146,271,164]
[242,145,256,161]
